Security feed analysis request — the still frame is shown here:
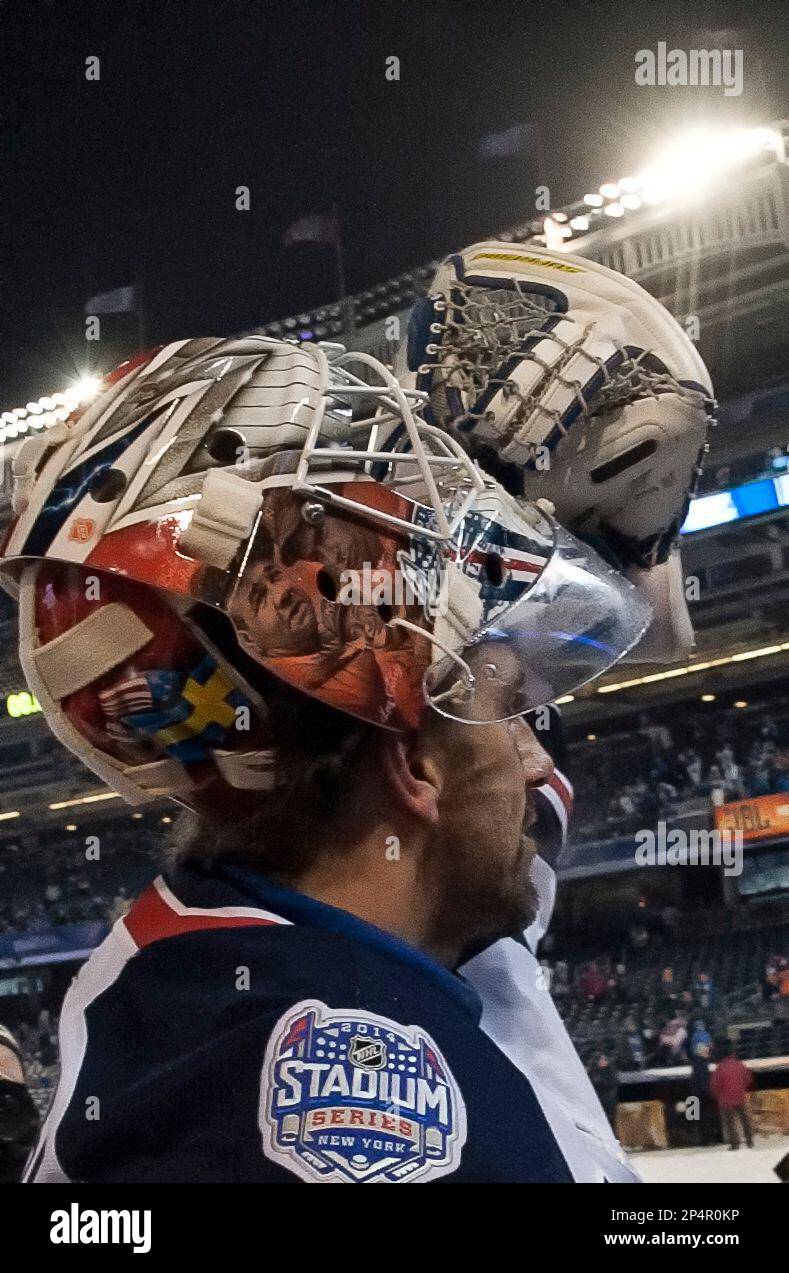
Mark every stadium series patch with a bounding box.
[259,999,467,1183]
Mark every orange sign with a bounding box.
[714,792,789,842]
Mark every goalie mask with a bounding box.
[403,241,715,570]
[0,336,650,817]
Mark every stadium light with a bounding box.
[599,182,620,199]
[49,791,122,810]
[597,640,789,694]
[0,376,104,445]
[0,810,21,822]
[604,202,625,218]
[636,125,783,207]
[70,375,101,400]
[583,193,604,207]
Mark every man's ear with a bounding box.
[379,733,443,826]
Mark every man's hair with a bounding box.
[171,649,380,879]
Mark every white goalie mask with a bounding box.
[0,335,650,813]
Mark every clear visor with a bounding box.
[424,522,653,723]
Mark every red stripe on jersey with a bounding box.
[546,769,574,816]
[123,880,280,951]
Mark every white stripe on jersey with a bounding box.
[25,919,138,1182]
[460,859,640,1184]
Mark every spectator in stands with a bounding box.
[44,878,62,905]
[707,764,728,807]
[763,965,781,1001]
[696,972,714,1011]
[656,780,679,815]
[611,961,629,1006]
[681,749,704,789]
[717,749,744,799]
[660,965,677,1012]
[641,1016,660,1064]
[638,713,673,759]
[588,1052,619,1131]
[716,742,735,770]
[690,1019,712,1056]
[709,1045,754,1151]
[622,1019,646,1070]
[689,1038,716,1147]
[579,961,607,1002]
[751,751,776,797]
[658,1016,688,1065]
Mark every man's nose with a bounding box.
[509,718,555,787]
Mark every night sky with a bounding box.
[3,0,788,403]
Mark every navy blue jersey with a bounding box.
[26,863,637,1184]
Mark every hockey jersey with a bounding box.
[26,861,637,1184]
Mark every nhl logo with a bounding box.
[260,999,467,1184]
[67,517,96,543]
[349,1035,387,1070]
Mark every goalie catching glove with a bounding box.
[404,241,715,574]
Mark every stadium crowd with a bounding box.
[570,698,789,841]
[0,828,161,936]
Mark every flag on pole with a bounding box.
[281,211,340,248]
[84,286,137,315]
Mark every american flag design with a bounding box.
[260,999,467,1184]
[408,493,551,625]
[98,674,155,720]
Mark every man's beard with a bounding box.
[425,829,540,965]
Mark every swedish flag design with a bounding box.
[121,656,248,763]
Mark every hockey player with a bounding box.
[1,248,711,1182]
